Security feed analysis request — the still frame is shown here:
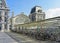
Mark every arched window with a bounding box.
[38,10,42,13]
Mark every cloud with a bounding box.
[45,8,60,19]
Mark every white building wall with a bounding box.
[0,0,10,32]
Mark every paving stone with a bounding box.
[0,32,18,43]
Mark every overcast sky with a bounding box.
[6,0,60,19]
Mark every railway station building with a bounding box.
[9,5,60,33]
[9,6,46,30]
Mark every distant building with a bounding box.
[14,16,60,34]
[29,6,45,22]
[9,5,60,32]
[9,12,30,30]
[9,6,46,30]
[0,0,10,32]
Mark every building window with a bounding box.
[0,17,2,22]
[0,24,2,31]
[5,12,7,15]
[5,17,7,22]
[5,12,8,17]
[0,11,1,16]
[38,10,42,13]
[32,15,35,21]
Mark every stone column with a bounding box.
[1,11,5,32]
[7,18,10,32]
[7,11,10,32]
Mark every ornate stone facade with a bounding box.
[0,0,9,32]
[29,6,45,22]
[9,5,60,32]
[9,12,30,30]
[9,6,46,30]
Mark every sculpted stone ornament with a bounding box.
[0,0,10,32]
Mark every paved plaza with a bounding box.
[0,32,18,43]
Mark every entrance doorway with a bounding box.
[0,27,1,31]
